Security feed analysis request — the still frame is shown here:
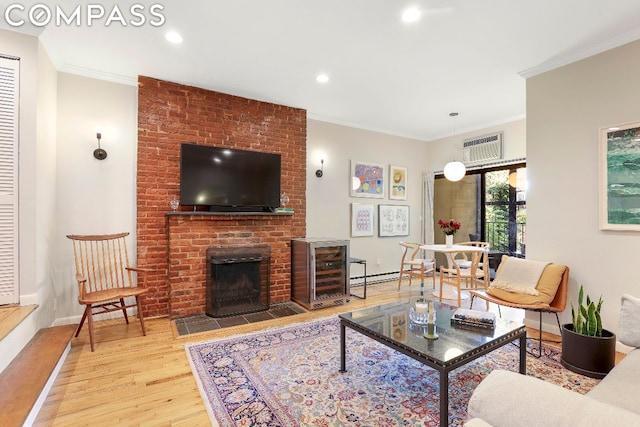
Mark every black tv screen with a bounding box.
[180,143,281,212]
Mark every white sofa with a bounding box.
[466,294,640,426]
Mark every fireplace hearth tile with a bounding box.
[244,310,277,323]
[269,304,306,318]
[174,302,307,336]
[217,316,251,328]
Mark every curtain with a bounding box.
[421,171,435,259]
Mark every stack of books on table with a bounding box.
[451,308,496,330]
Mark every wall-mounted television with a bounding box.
[180,143,281,212]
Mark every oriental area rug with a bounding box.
[185,317,599,426]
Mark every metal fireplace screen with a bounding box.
[205,245,270,317]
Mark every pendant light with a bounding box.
[443,112,466,182]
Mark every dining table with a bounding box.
[420,243,490,300]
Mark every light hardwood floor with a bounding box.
[34,279,560,426]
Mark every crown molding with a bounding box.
[58,64,138,86]
[307,112,429,142]
[0,22,44,37]
[520,28,640,79]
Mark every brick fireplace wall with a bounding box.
[137,76,306,318]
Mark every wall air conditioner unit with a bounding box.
[462,132,503,164]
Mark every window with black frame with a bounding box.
[434,163,526,273]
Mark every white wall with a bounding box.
[53,73,138,322]
[34,40,58,325]
[0,29,58,371]
[306,119,429,278]
[527,39,640,344]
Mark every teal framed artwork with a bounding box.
[599,121,640,230]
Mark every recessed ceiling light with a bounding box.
[402,7,421,23]
[316,74,330,83]
[165,31,183,44]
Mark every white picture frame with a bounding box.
[389,165,407,200]
[351,203,375,237]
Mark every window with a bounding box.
[434,162,526,270]
[484,167,526,256]
[0,56,19,305]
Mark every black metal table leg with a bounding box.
[440,370,449,427]
[519,332,527,374]
[340,320,346,372]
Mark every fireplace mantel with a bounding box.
[165,211,293,217]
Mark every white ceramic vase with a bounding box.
[445,234,453,247]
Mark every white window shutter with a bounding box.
[0,56,19,305]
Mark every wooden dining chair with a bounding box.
[67,232,150,351]
[450,241,489,269]
[398,242,435,290]
[438,242,488,307]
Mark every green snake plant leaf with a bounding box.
[580,304,588,321]
[578,285,584,307]
[572,303,584,334]
[586,302,597,336]
[595,311,603,337]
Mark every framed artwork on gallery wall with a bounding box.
[351,203,375,237]
[599,121,640,231]
[350,160,385,198]
[389,165,407,200]
[378,204,409,237]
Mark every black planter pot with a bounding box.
[561,323,616,379]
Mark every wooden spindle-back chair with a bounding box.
[67,232,150,351]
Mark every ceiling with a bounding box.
[5,0,640,141]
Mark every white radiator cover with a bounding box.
[462,132,503,164]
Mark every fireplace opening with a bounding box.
[206,245,270,317]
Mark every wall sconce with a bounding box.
[315,159,324,177]
[93,126,107,160]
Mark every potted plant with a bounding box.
[561,285,616,379]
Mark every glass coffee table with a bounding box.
[339,298,526,427]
